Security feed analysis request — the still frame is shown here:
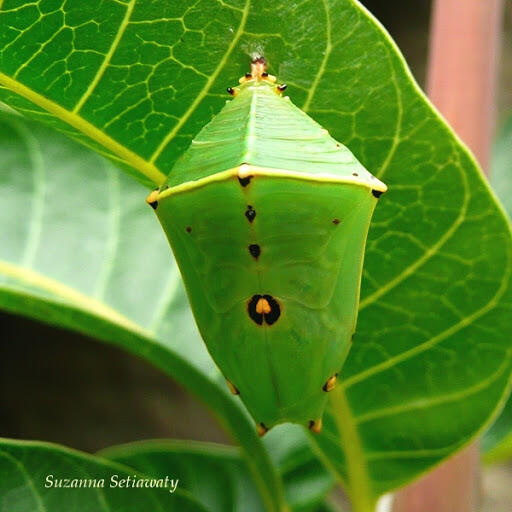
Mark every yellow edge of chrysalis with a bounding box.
[156,164,388,201]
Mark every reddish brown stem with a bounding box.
[393,445,480,512]
[393,1,503,512]
[426,0,503,171]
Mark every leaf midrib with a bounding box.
[147,0,251,165]
[301,0,332,113]
[72,0,137,114]
[0,72,166,186]
[0,258,150,338]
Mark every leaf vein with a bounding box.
[354,351,512,424]
[148,0,251,166]
[9,118,46,269]
[0,72,166,185]
[93,164,121,300]
[73,0,137,113]
[344,251,512,389]
[301,0,332,113]
[0,449,47,512]
[359,160,470,310]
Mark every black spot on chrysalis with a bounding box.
[248,295,264,325]
[238,175,253,187]
[262,71,269,77]
[245,205,256,222]
[332,218,340,225]
[262,294,280,325]
[247,294,281,326]
[372,190,383,198]
[248,244,260,259]
[227,87,235,96]
[245,72,252,79]
[277,84,287,92]
[149,201,158,210]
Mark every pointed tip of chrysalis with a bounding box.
[237,56,276,85]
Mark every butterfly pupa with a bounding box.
[148,57,386,434]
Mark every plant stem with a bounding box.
[329,386,377,512]
[393,1,503,511]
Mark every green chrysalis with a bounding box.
[148,58,386,435]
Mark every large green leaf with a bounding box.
[0,111,285,512]
[482,115,512,464]
[1,0,512,509]
[0,438,208,511]
[0,0,251,186]
[304,7,512,507]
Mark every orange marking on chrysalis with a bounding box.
[308,418,323,434]
[323,374,338,392]
[256,297,271,315]
[226,380,240,395]
[257,422,269,437]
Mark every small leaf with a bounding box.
[0,438,209,511]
